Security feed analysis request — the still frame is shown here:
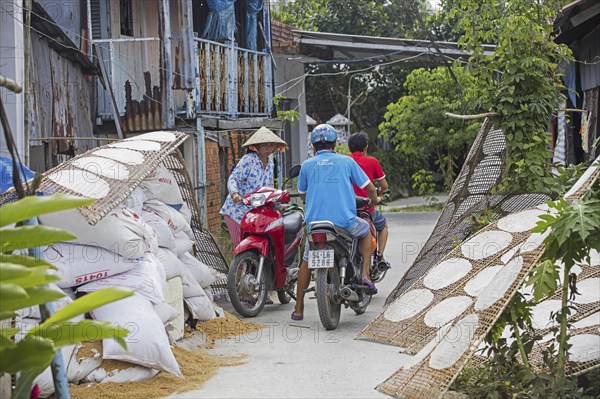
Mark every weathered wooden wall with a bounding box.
[28,34,95,159]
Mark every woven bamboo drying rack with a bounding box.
[386,120,552,305]
[365,157,599,399]
[0,131,229,291]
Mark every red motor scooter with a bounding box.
[227,165,304,317]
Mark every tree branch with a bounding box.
[445,111,502,120]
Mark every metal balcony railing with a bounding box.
[95,36,273,130]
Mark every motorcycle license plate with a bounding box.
[308,249,334,269]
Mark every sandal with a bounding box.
[291,311,303,321]
[360,279,378,295]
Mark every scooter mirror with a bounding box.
[288,164,301,178]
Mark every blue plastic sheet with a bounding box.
[245,0,263,51]
[202,0,236,42]
[0,156,34,194]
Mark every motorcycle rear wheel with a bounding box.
[227,251,268,318]
[315,266,341,330]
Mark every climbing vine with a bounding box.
[449,0,573,193]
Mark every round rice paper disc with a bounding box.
[474,256,523,311]
[531,299,564,330]
[424,296,473,328]
[461,230,513,260]
[569,334,600,363]
[464,265,503,297]
[94,148,145,165]
[71,156,130,181]
[519,231,550,253]
[124,131,177,142]
[501,245,520,264]
[423,258,472,290]
[497,209,545,233]
[109,140,161,152]
[572,278,600,304]
[429,313,479,370]
[384,289,434,322]
[47,169,110,199]
[572,312,600,330]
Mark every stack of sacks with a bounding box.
[140,164,223,322]
[27,163,222,389]
[39,204,158,259]
[14,285,123,397]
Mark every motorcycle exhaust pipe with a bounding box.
[376,261,391,273]
[339,286,359,302]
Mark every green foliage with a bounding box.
[0,195,133,398]
[273,94,300,125]
[379,65,480,190]
[411,169,439,205]
[272,1,428,136]
[526,260,559,302]
[335,144,350,156]
[447,0,573,193]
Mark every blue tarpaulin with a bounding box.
[0,156,34,194]
[246,0,263,51]
[202,0,236,42]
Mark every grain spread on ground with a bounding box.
[69,311,263,398]
[192,310,266,348]
[69,346,244,399]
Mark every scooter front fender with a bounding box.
[234,236,270,257]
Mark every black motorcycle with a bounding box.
[306,198,374,330]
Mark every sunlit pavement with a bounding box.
[171,211,440,399]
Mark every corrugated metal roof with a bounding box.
[292,30,495,66]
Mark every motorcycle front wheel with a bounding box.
[227,251,268,318]
[315,266,341,330]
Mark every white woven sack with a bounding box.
[90,293,182,376]
[77,254,165,304]
[179,202,192,224]
[85,364,159,383]
[66,343,103,383]
[174,231,194,256]
[184,296,217,322]
[154,302,181,324]
[143,199,194,239]
[120,187,147,214]
[39,205,154,259]
[43,243,139,288]
[141,210,176,251]
[179,252,218,289]
[140,164,184,206]
[157,248,186,279]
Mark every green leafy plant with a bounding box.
[379,66,480,191]
[273,94,300,125]
[448,0,573,194]
[0,194,133,398]
[411,169,439,206]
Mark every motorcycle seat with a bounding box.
[308,221,353,242]
[283,212,303,234]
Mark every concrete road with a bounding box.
[172,212,440,399]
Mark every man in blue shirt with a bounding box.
[291,124,380,320]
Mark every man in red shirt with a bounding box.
[348,132,390,264]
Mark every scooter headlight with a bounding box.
[249,193,267,207]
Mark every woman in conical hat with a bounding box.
[219,127,287,249]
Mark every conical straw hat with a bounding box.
[242,127,288,147]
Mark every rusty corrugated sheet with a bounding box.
[122,71,163,133]
[28,34,95,156]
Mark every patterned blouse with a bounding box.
[219,152,274,223]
